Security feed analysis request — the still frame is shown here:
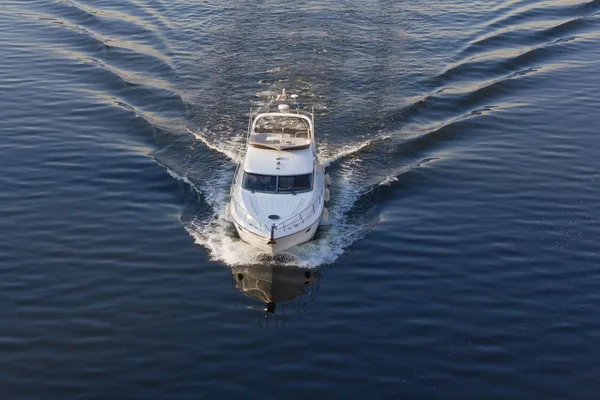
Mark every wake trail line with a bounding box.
[186,127,243,163]
[322,135,390,167]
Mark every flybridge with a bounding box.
[246,90,315,151]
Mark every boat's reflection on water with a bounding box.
[231,265,320,317]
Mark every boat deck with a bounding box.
[249,133,311,150]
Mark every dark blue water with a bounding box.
[2,0,600,398]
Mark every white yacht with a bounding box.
[227,91,330,254]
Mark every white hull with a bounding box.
[227,92,329,255]
[234,216,321,255]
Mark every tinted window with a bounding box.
[243,173,277,193]
[278,174,312,193]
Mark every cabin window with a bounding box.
[243,173,277,193]
[242,172,313,193]
[277,174,313,193]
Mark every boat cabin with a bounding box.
[238,104,317,196]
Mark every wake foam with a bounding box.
[186,127,244,163]
[320,135,389,167]
[378,175,399,186]
[180,87,385,267]
[175,130,376,267]
[182,156,370,268]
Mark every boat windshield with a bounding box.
[277,174,312,193]
[243,173,277,193]
[242,173,313,193]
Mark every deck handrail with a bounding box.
[274,190,322,233]
[231,179,324,236]
[230,198,271,232]
[246,106,314,145]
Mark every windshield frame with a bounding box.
[242,171,314,194]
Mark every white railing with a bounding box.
[230,198,271,232]
[246,107,315,145]
[231,188,323,236]
[274,193,322,233]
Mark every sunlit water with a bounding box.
[1,0,599,398]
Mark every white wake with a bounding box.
[177,129,375,267]
[179,85,385,266]
[186,127,245,163]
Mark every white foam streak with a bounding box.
[187,127,244,163]
[378,175,399,186]
[165,167,197,190]
[322,136,388,167]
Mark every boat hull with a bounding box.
[233,217,321,255]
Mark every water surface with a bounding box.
[1,0,599,398]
